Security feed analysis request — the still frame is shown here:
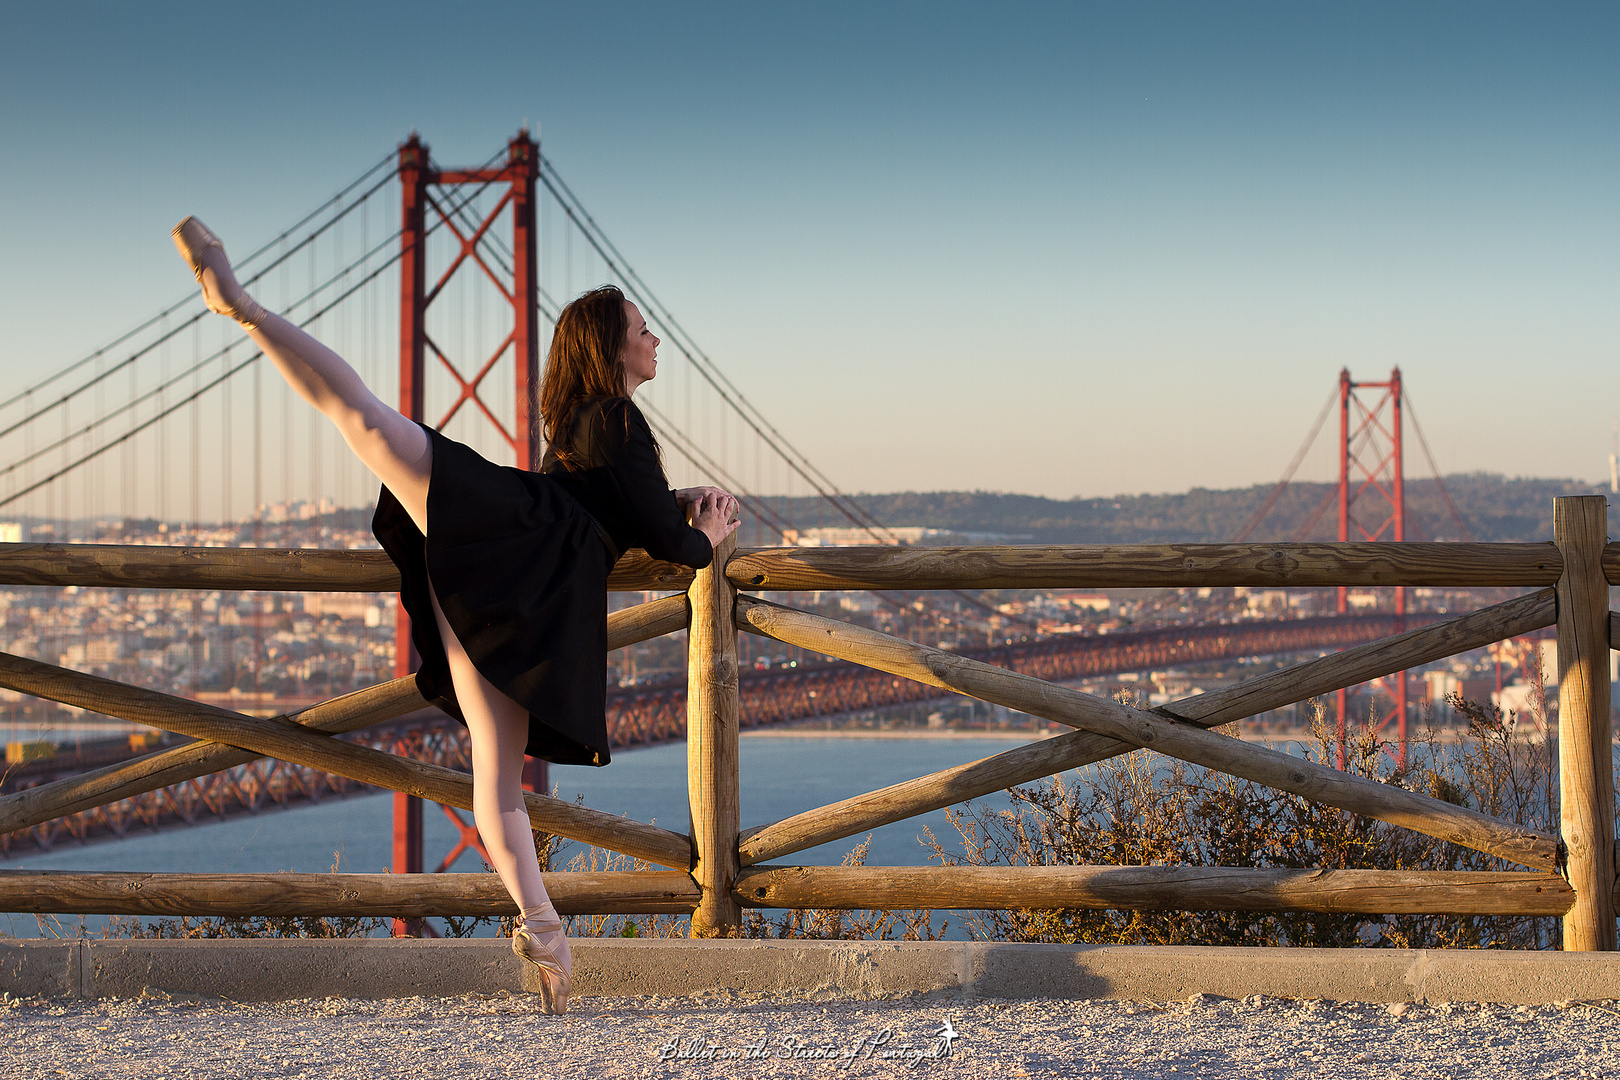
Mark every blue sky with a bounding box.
[1,1,1615,501]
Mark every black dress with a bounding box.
[372,397,713,767]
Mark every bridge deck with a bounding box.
[0,612,1463,857]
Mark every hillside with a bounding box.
[761,475,1616,545]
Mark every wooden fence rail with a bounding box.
[0,543,694,593]
[0,497,1612,952]
[14,537,1620,594]
[0,865,1607,919]
[0,651,691,869]
[727,542,1568,591]
[732,866,1587,917]
[0,870,699,917]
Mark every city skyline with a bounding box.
[2,2,1615,504]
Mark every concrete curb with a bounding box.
[1,939,1616,1005]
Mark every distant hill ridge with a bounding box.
[764,475,1616,545]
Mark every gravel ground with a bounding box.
[3,991,1617,1079]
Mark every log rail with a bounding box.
[0,516,1613,951]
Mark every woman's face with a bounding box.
[621,300,659,395]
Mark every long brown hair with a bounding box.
[539,285,630,467]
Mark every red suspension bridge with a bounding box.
[0,131,1504,869]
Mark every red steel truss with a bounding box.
[606,610,1446,747]
[0,715,471,858]
[1334,368,1410,765]
[394,131,542,927]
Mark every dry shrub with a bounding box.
[102,914,386,939]
[928,695,1564,949]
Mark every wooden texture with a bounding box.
[728,542,1561,591]
[0,594,689,835]
[735,596,1559,871]
[0,541,692,593]
[605,591,691,644]
[0,869,700,917]
[1553,496,1617,950]
[733,865,1577,916]
[606,550,698,592]
[0,677,424,835]
[686,535,741,935]
[1604,542,1620,586]
[738,590,1557,865]
[0,651,692,869]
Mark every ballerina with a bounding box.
[172,217,738,1014]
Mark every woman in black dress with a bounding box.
[173,217,738,1014]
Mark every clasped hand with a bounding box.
[677,486,740,546]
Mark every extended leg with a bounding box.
[173,217,431,532]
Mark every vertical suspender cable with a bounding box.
[191,320,200,539]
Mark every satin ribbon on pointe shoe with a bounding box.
[171,216,270,329]
[512,919,572,1014]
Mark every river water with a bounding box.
[2,733,1042,938]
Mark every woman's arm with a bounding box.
[604,401,733,567]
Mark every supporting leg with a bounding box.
[427,584,572,1003]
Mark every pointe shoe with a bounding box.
[171,216,269,329]
[512,919,572,1014]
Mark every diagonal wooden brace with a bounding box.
[0,593,689,838]
[0,650,691,869]
[739,590,1558,865]
[735,594,1559,871]
[0,677,423,835]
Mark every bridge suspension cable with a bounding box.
[1232,383,1338,543]
[538,159,897,544]
[0,233,408,511]
[0,151,399,425]
[0,145,524,519]
[5,134,1038,641]
[1402,389,1474,542]
[535,159,1040,633]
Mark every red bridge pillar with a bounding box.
[392,130,544,933]
[1335,367,1408,767]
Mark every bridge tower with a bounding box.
[393,131,543,924]
[1334,367,1408,765]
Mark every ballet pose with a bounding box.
[173,218,738,1013]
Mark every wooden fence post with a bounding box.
[1553,495,1616,950]
[687,533,741,936]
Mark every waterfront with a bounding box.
[1,734,1040,938]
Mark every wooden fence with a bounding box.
[0,496,1613,950]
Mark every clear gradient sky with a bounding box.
[1,2,1615,500]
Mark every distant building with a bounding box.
[0,522,23,543]
[303,594,380,621]
[780,526,1031,547]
